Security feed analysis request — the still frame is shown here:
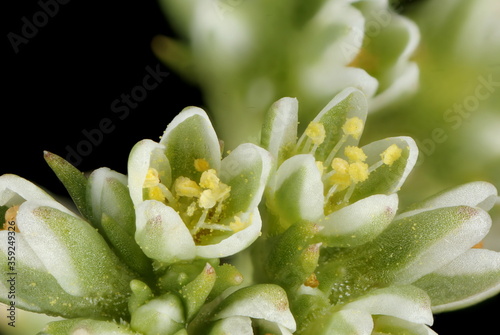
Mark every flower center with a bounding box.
[142,159,246,243]
[302,118,403,214]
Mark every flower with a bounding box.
[0,174,135,319]
[128,106,272,264]
[154,0,420,148]
[257,88,500,333]
[263,87,418,233]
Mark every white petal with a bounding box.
[135,200,196,263]
[127,139,168,205]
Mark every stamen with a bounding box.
[148,186,166,202]
[342,117,364,140]
[199,189,217,209]
[229,216,246,232]
[191,209,209,235]
[174,176,202,198]
[200,169,220,190]
[305,122,326,154]
[3,205,20,232]
[194,158,210,172]
[348,162,370,183]
[344,146,367,162]
[144,168,161,188]
[381,144,402,166]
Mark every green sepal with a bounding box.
[180,263,217,321]
[265,222,321,289]
[303,309,373,335]
[128,279,155,314]
[372,315,438,335]
[101,213,153,276]
[38,318,140,335]
[208,263,244,301]
[43,151,92,221]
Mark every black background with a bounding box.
[3,1,498,334]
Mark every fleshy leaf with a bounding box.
[343,285,433,325]
[413,249,500,313]
[319,193,398,247]
[261,97,299,164]
[305,309,374,335]
[161,106,221,181]
[212,284,296,333]
[130,293,185,335]
[372,315,438,335]
[209,316,253,335]
[349,136,418,203]
[398,181,498,220]
[135,200,196,264]
[38,318,140,335]
[271,154,324,227]
[350,206,491,286]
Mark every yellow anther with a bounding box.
[381,144,402,166]
[315,161,325,174]
[348,162,370,183]
[174,176,202,198]
[342,117,364,139]
[144,168,161,188]
[199,189,217,209]
[3,205,20,232]
[148,186,166,202]
[329,172,352,191]
[344,146,367,162]
[305,121,326,146]
[194,158,210,172]
[229,216,247,232]
[200,169,220,190]
[212,182,231,202]
[331,158,349,174]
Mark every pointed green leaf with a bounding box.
[128,279,154,314]
[43,151,92,220]
[101,213,153,276]
[181,263,217,321]
[161,107,221,181]
[414,249,500,313]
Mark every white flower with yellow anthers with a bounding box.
[262,87,418,237]
[128,107,272,264]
